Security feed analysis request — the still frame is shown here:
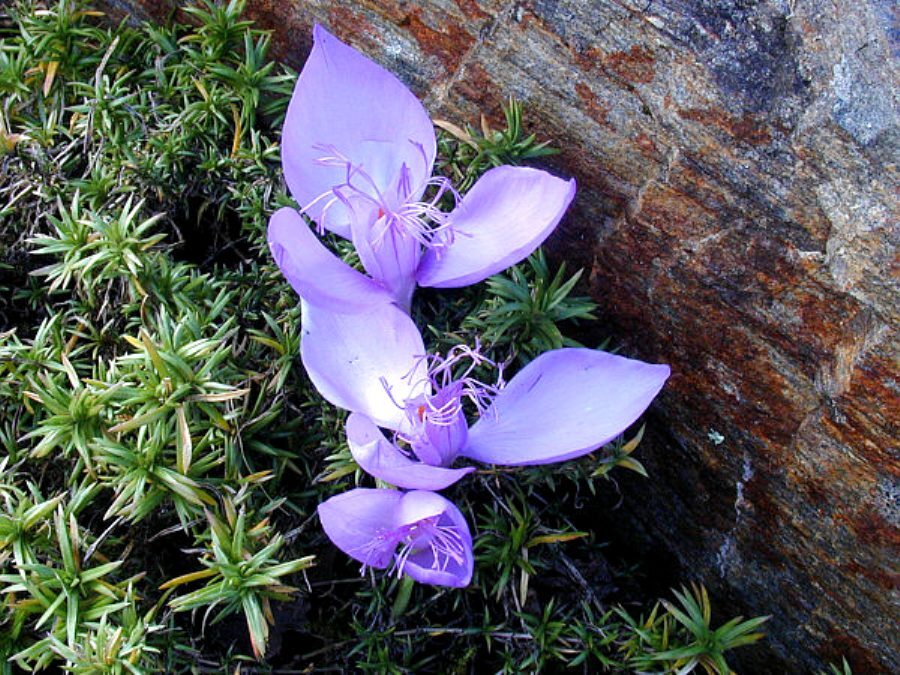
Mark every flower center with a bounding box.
[303,144,458,250]
[392,515,467,577]
[348,514,466,578]
[397,343,503,465]
[380,342,503,466]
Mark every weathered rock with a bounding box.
[101,0,899,670]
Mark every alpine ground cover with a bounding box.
[0,1,780,671]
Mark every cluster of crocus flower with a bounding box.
[269,26,670,588]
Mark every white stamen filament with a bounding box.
[420,395,463,427]
[351,527,401,576]
[419,341,504,416]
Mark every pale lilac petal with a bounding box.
[393,489,452,528]
[461,349,670,465]
[282,25,436,236]
[317,488,404,568]
[300,301,427,430]
[268,208,393,312]
[417,167,577,288]
[395,491,473,588]
[346,414,474,491]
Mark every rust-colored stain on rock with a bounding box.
[398,7,475,71]
[571,44,655,88]
[604,45,656,84]
[326,5,374,43]
[634,132,660,159]
[450,60,504,122]
[574,81,611,126]
[677,107,773,146]
[452,0,489,21]
[844,559,899,592]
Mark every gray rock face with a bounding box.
[101,0,899,670]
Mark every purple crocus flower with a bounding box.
[267,25,576,312]
[301,301,671,490]
[318,488,473,587]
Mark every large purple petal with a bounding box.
[417,167,576,288]
[282,25,436,236]
[268,208,393,312]
[395,491,473,588]
[461,349,670,465]
[317,488,404,568]
[301,301,427,430]
[346,413,474,490]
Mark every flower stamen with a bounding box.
[304,143,459,249]
[391,516,466,577]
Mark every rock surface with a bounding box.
[101,0,899,671]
